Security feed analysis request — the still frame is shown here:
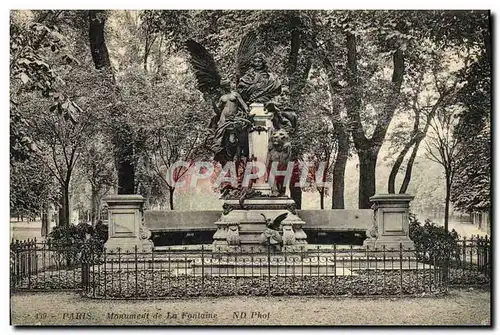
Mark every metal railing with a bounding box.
[10,238,83,290]
[10,237,491,298]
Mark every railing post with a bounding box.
[315,245,318,295]
[333,243,337,290]
[201,245,205,295]
[487,236,491,278]
[27,240,31,290]
[134,245,138,299]
[103,247,107,297]
[151,248,154,298]
[366,245,370,295]
[33,238,38,275]
[267,242,271,296]
[81,249,88,292]
[399,243,403,295]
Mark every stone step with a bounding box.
[192,266,349,276]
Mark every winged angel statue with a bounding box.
[185,32,282,166]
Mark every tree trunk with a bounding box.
[116,146,135,194]
[88,10,113,73]
[41,202,50,237]
[285,15,310,209]
[58,194,65,227]
[57,183,70,227]
[63,182,70,226]
[319,188,325,210]
[90,184,98,226]
[289,160,302,209]
[398,138,422,194]
[89,10,135,194]
[287,15,300,78]
[332,127,349,209]
[168,187,175,210]
[388,139,415,194]
[444,173,451,234]
[287,14,305,108]
[96,197,102,222]
[358,149,378,209]
[331,156,347,209]
[443,172,452,281]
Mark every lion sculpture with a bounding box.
[267,129,292,196]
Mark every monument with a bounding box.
[103,32,416,254]
[104,195,153,252]
[363,194,415,250]
[185,32,307,252]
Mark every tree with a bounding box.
[29,95,97,226]
[452,121,490,213]
[344,29,404,209]
[10,154,58,235]
[308,11,412,208]
[10,10,85,228]
[139,10,191,72]
[451,16,491,214]
[387,44,468,194]
[300,65,349,209]
[81,136,116,225]
[119,59,211,210]
[424,106,462,232]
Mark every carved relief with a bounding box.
[226,223,241,245]
[213,225,227,240]
[281,224,296,245]
[367,202,379,239]
[222,203,234,215]
[139,226,152,240]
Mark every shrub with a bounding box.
[409,214,461,265]
[47,221,108,266]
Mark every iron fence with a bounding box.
[10,238,83,290]
[10,237,491,298]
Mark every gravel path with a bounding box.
[10,289,490,326]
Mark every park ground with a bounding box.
[10,289,490,326]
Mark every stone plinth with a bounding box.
[363,194,415,250]
[104,195,153,252]
[212,197,307,252]
[248,103,273,195]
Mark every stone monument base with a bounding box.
[362,236,415,251]
[212,197,307,252]
[104,195,153,253]
[363,194,415,251]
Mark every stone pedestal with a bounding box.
[363,194,415,250]
[248,103,273,195]
[212,197,307,252]
[104,195,153,252]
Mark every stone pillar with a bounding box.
[104,195,153,252]
[363,194,415,250]
[248,103,272,195]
